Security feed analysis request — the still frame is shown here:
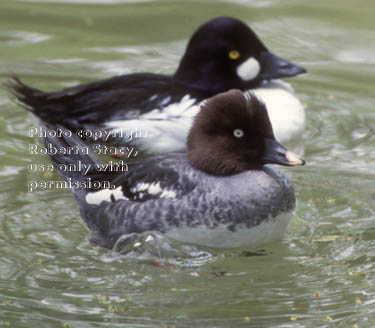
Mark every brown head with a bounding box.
[187,89,304,175]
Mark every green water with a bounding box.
[0,0,374,327]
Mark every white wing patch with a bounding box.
[85,186,127,205]
[252,80,305,143]
[148,94,157,102]
[104,95,202,154]
[130,182,177,199]
[159,96,171,106]
[146,183,163,195]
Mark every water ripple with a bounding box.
[20,0,153,3]
[0,31,51,45]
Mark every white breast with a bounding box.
[252,80,305,143]
[165,211,293,249]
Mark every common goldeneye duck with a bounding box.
[7,16,306,155]
[41,90,305,249]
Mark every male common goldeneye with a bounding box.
[8,16,306,155]
[40,90,305,249]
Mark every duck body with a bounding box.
[8,17,306,154]
[84,153,295,249]
[11,73,206,154]
[38,90,304,250]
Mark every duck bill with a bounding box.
[259,51,306,80]
[262,138,305,166]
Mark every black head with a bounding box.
[187,89,305,175]
[174,17,306,94]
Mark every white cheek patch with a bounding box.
[236,57,261,81]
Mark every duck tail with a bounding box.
[5,76,70,124]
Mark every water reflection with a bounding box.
[0,31,50,45]
[336,49,375,64]
[20,0,153,3]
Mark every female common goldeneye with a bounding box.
[40,90,305,249]
[8,16,306,155]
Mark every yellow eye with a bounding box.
[228,50,240,60]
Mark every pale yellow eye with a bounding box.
[228,50,240,60]
[233,128,244,138]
